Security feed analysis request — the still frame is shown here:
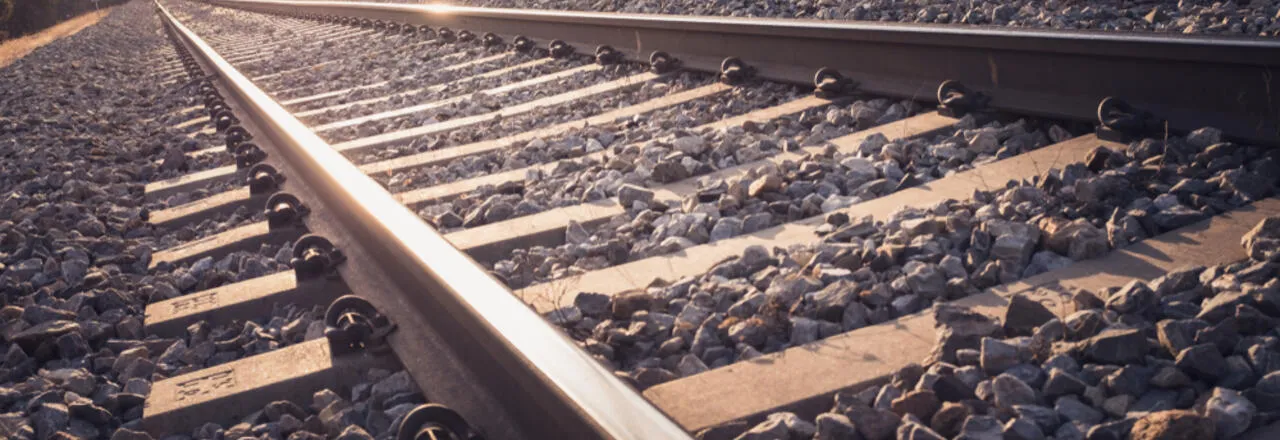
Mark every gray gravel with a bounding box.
[0,1,262,438]
[368,0,1280,36]
[544,127,1278,392]
[301,52,574,127]
[154,303,326,378]
[322,60,643,144]
[489,114,1060,289]
[287,46,512,113]
[385,75,801,193]
[413,94,912,232]
[162,369,427,440]
[734,212,1280,440]
[348,64,699,164]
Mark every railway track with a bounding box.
[68,0,1280,438]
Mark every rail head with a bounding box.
[152,2,692,439]
[208,0,1280,146]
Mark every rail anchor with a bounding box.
[397,404,483,440]
[1095,97,1165,143]
[936,80,989,117]
[323,295,395,355]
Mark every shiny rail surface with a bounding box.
[153,2,692,439]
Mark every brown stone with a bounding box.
[891,389,941,421]
[1130,410,1214,440]
[929,401,971,438]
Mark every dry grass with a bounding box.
[0,8,112,69]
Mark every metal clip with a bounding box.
[264,193,309,230]
[397,404,483,440]
[212,110,238,132]
[548,40,574,58]
[224,126,252,151]
[482,32,502,47]
[1095,97,1164,143]
[207,101,229,117]
[512,36,534,52]
[202,93,222,107]
[247,163,285,195]
[649,51,679,74]
[595,45,622,65]
[291,235,344,282]
[813,67,857,98]
[324,295,395,356]
[234,142,267,169]
[437,28,456,42]
[719,57,754,84]
[936,80,990,117]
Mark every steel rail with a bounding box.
[154,2,692,439]
[208,0,1280,145]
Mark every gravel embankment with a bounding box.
[0,2,260,438]
[1,3,418,438]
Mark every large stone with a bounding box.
[930,305,1000,364]
[897,423,946,440]
[612,290,653,319]
[32,403,69,440]
[617,184,655,208]
[110,429,154,440]
[1012,404,1061,434]
[1105,280,1157,315]
[1085,329,1148,365]
[1151,205,1208,231]
[160,146,188,172]
[958,415,1003,440]
[815,413,859,440]
[843,407,901,440]
[980,337,1020,375]
[1156,319,1210,357]
[1042,369,1087,398]
[1129,410,1215,440]
[371,371,416,404]
[812,280,858,321]
[906,263,947,299]
[930,402,971,438]
[1003,417,1046,440]
[1054,396,1103,424]
[1249,371,1280,411]
[1040,217,1109,261]
[986,220,1041,266]
[1242,217,1280,262]
[765,274,822,305]
[992,374,1036,410]
[9,320,81,352]
[748,175,784,197]
[672,136,706,155]
[891,390,941,420]
[1175,344,1226,381]
[1204,387,1255,439]
[1004,294,1057,336]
